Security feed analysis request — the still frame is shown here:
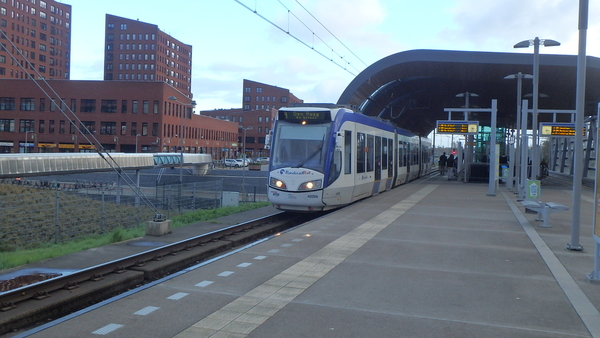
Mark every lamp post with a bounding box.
[71,134,78,153]
[113,136,119,152]
[135,134,141,153]
[514,37,560,180]
[456,92,478,182]
[168,95,197,207]
[504,73,533,198]
[25,131,36,153]
[239,125,252,198]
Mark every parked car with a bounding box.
[224,159,240,167]
[255,157,269,163]
[234,159,248,167]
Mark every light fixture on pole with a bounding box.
[514,37,560,180]
[456,92,478,182]
[71,134,78,152]
[25,131,36,153]
[135,134,141,153]
[113,136,119,152]
[504,73,533,199]
[168,95,197,207]
[239,125,252,198]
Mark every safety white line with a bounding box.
[172,184,437,338]
[503,191,600,338]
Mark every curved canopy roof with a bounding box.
[337,49,600,136]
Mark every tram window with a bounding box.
[356,132,365,173]
[367,134,374,172]
[344,130,352,174]
[398,141,404,167]
[382,137,388,170]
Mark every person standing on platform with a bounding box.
[439,152,447,175]
[446,153,455,178]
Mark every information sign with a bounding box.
[539,123,584,137]
[278,110,331,123]
[436,120,479,135]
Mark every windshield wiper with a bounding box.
[293,137,325,168]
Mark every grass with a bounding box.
[0,201,270,271]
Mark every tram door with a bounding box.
[375,136,382,181]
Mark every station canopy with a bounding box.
[337,49,600,136]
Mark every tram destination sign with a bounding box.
[278,110,332,123]
[436,120,479,135]
[539,123,584,137]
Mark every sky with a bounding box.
[59,0,598,144]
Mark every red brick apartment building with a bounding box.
[0,0,72,79]
[200,79,304,158]
[0,79,238,159]
[103,14,193,99]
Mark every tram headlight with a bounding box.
[298,179,322,191]
[270,177,287,189]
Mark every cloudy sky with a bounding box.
[62,0,596,113]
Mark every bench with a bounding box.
[520,200,569,228]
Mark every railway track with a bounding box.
[0,211,319,336]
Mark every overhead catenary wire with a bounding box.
[0,28,160,215]
[233,0,359,76]
[293,0,368,68]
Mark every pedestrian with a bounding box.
[446,154,455,177]
[439,152,447,175]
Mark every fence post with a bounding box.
[101,185,105,233]
[54,189,60,244]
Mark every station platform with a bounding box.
[12,173,600,337]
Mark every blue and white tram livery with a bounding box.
[268,104,431,212]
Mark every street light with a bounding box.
[514,37,560,180]
[71,134,78,153]
[239,125,252,198]
[504,73,533,199]
[168,96,197,208]
[135,134,141,153]
[456,92,478,182]
[113,136,119,152]
[25,131,36,153]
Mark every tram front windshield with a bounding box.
[271,122,331,173]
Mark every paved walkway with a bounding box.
[12,173,600,337]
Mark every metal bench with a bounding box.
[520,200,569,228]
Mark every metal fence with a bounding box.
[0,180,236,250]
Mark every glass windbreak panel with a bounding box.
[271,121,331,172]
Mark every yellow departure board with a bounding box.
[540,123,583,137]
[436,121,479,135]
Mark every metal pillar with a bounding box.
[487,100,498,196]
[519,100,529,200]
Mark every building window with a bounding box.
[81,121,95,134]
[131,122,137,136]
[142,100,149,114]
[107,23,114,30]
[132,100,138,114]
[100,122,116,135]
[39,120,45,133]
[258,116,263,123]
[80,99,96,113]
[0,119,14,132]
[121,122,126,135]
[39,98,45,111]
[0,97,15,110]
[20,98,36,111]
[142,122,148,136]
[59,120,65,134]
[152,123,158,136]
[121,100,127,113]
[245,87,251,93]
[120,23,127,30]
[101,99,117,113]
[153,100,159,114]
[244,96,250,102]
[281,96,288,103]
[256,87,262,93]
[48,120,54,134]
[19,119,35,133]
